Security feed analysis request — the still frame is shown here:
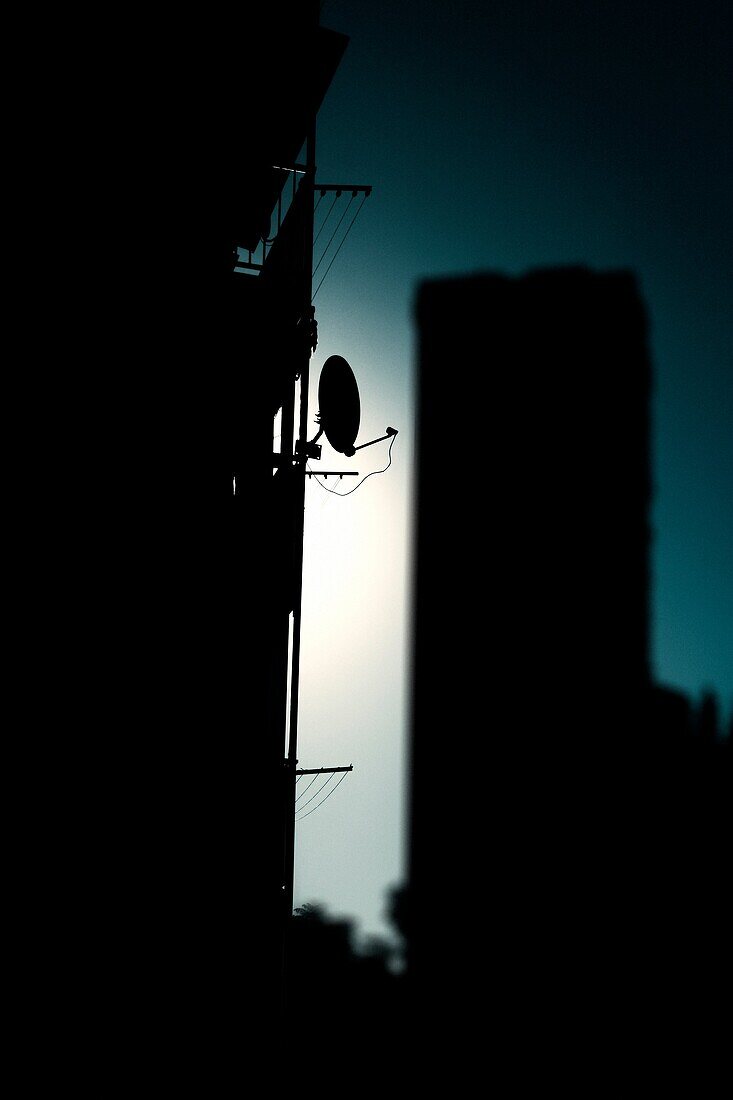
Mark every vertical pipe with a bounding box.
[283,117,316,923]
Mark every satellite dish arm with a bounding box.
[351,427,398,454]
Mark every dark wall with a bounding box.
[28,6,346,1085]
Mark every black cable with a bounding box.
[295,772,321,802]
[294,772,336,813]
[312,192,340,249]
[307,433,396,497]
[297,770,349,820]
[312,193,355,277]
[312,192,369,300]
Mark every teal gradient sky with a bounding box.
[291,0,732,944]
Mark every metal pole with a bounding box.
[283,117,316,922]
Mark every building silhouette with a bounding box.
[406,268,731,1083]
[31,5,351,1085]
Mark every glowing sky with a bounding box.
[291,0,732,944]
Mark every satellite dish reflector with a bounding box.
[318,355,361,455]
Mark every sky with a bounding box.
[290,0,732,946]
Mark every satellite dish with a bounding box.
[317,355,361,456]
